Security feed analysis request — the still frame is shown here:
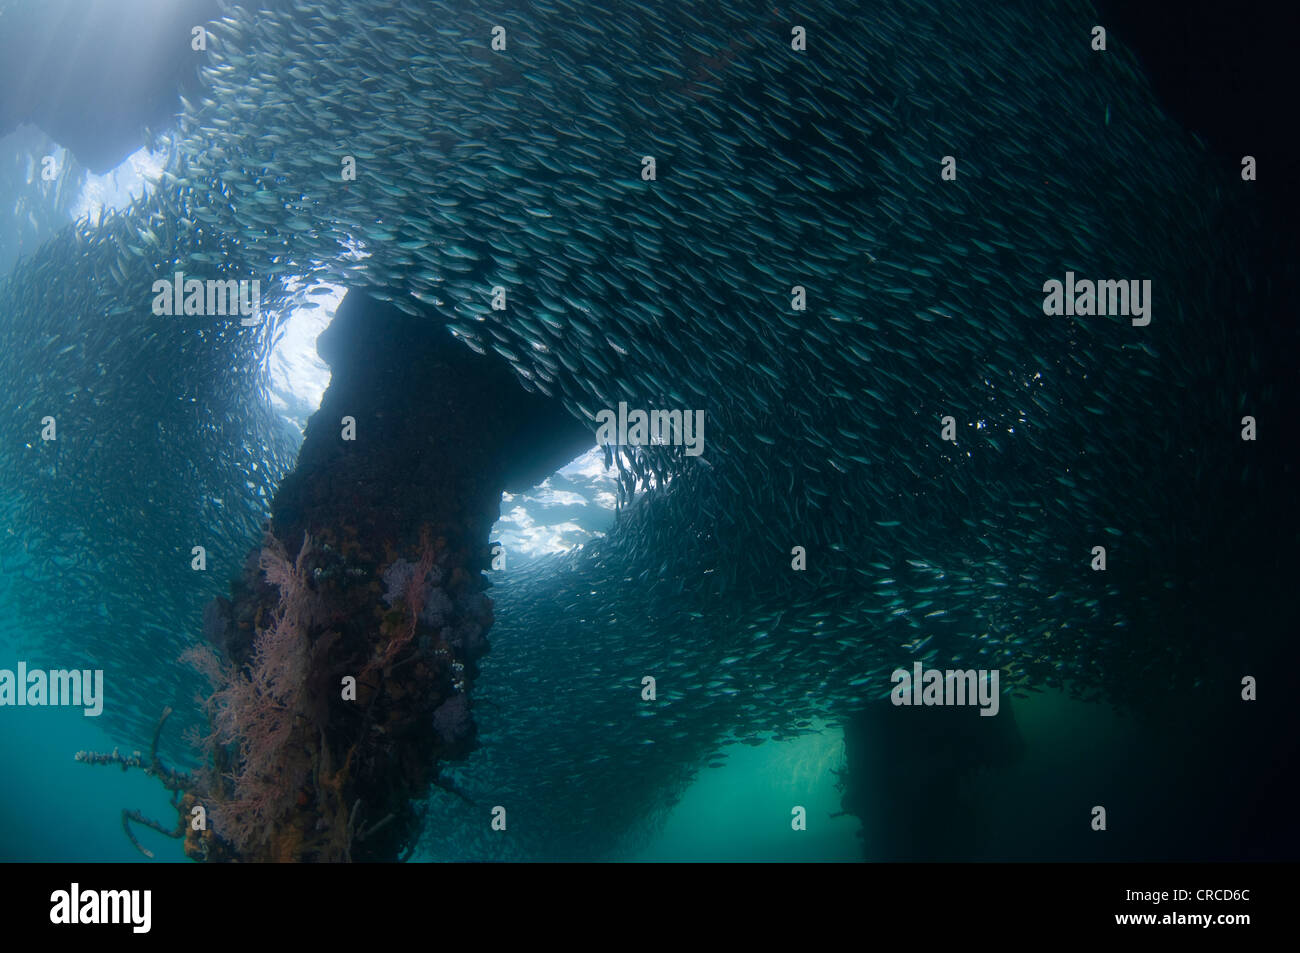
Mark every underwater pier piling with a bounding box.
[84,290,590,861]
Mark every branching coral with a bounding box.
[75,706,192,859]
[181,532,320,855]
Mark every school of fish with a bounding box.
[0,0,1264,858]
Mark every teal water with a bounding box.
[0,675,186,862]
[629,727,860,862]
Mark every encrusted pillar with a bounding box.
[88,290,590,862]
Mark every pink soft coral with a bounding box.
[184,532,319,854]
